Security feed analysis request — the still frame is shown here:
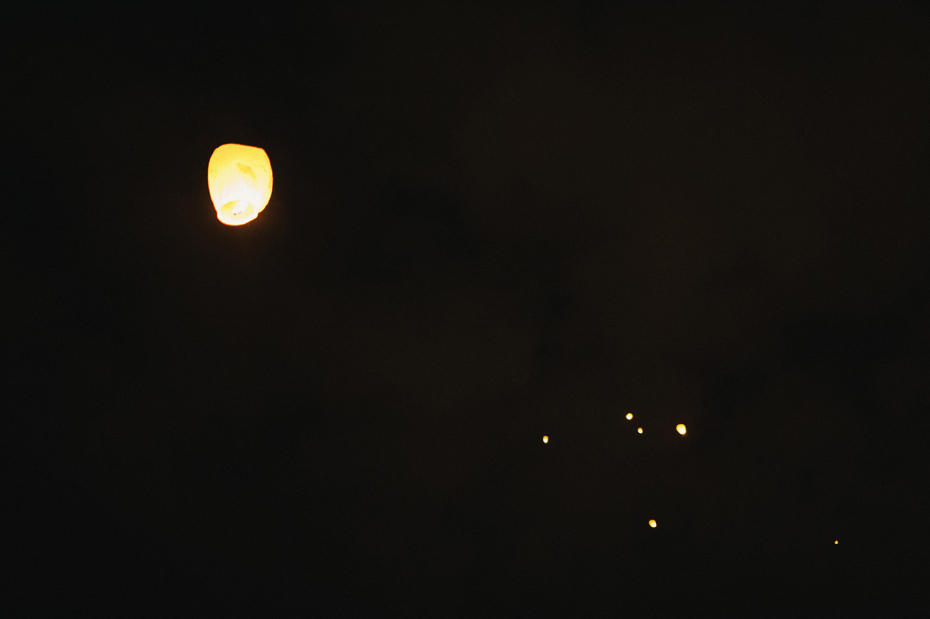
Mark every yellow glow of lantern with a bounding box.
[626,413,633,420]
[649,519,657,528]
[208,143,273,226]
[834,540,838,545]
[637,427,643,434]
[676,424,687,435]
[542,435,549,444]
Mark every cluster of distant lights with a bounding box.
[543,418,840,543]
[542,414,684,447]
[542,414,685,528]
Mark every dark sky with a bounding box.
[5,1,930,616]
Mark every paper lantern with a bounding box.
[542,435,549,444]
[649,519,657,528]
[626,413,633,420]
[676,424,687,435]
[208,143,273,226]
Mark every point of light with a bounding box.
[637,427,643,434]
[626,413,633,420]
[649,520,657,528]
[542,435,549,444]
[676,424,687,435]
[834,540,838,545]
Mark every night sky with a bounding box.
[5,1,930,616]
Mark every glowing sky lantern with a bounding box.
[542,435,549,444]
[676,424,687,435]
[637,427,643,434]
[649,519,657,528]
[626,413,633,420]
[208,144,273,226]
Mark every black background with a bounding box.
[4,1,930,616]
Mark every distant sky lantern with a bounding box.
[542,435,549,444]
[208,144,273,226]
[626,413,633,420]
[637,427,643,434]
[677,424,687,435]
[649,520,657,528]
[834,540,839,545]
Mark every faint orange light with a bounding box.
[637,427,643,434]
[834,540,838,545]
[208,143,273,226]
[626,413,633,420]
[542,435,549,444]
[649,519,657,528]
[676,424,687,435]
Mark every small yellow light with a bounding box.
[542,435,549,444]
[637,427,643,434]
[834,540,838,545]
[626,413,633,420]
[208,143,273,226]
[649,519,657,528]
[676,424,687,435]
